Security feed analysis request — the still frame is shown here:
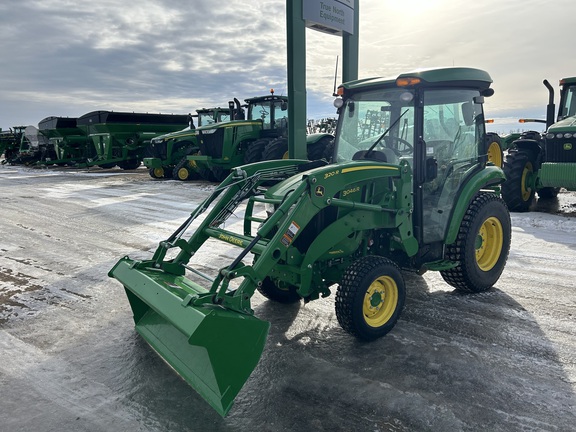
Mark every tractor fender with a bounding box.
[510,138,543,160]
[445,165,506,245]
[306,132,333,145]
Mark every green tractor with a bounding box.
[502,77,576,211]
[37,116,92,166]
[109,67,511,416]
[145,107,232,180]
[76,111,189,169]
[188,91,334,182]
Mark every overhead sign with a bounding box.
[303,0,355,36]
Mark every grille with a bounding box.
[198,129,225,158]
[545,138,576,163]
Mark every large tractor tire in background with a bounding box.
[262,137,289,160]
[486,132,504,168]
[440,192,511,293]
[307,135,334,161]
[502,150,536,212]
[335,256,406,341]
[243,138,271,164]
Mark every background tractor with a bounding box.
[188,91,334,182]
[145,106,232,180]
[110,67,511,416]
[502,77,576,211]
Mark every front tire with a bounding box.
[336,256,405,341]
[441,193,511,293]
[257,277,301,304]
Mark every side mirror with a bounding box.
[425,157,438,182]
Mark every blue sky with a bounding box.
[1,0,575,135]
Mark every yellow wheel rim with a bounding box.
[177,167,189,180]
[521,161,533,201]
[475,216,503,271]
[487,142,503,167]
[282,151,289,159]
[153,168,164,178]
[363,276,398,328]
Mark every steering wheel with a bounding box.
[382,136,414,155]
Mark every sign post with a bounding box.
[286,0,359,159]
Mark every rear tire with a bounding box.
[502,150,536,212]
[243,138,270,164]
[262,137,288,160]
[440,193,511,293]
[486,133,503,168]
[307,135,334,161]
[257,277,301,304]
[336,256,405,341]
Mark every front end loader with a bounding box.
[109,67,511,416]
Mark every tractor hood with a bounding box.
[265,160,402,202]
[548,115,576,132]
[196,119,262,132]
[151,126,195,143]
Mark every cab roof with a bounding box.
[340,67,493,93]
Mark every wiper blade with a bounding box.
[365,109,409,157]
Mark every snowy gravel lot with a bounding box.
[0,164,574,432]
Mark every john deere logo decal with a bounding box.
[315,185,325,197]
[564,143,573,150]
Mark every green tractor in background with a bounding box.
[188,91,334,182]
[110,67,511,416]
[502,77,576,211]
[145,106,232,180]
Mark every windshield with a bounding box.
[198,113,215,127]
[248,99,288,130]
[560,84,576,119]
[335,88,416,164]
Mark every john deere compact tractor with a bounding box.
[188,91,334,182]
[110,67,511,416]
[502,77,576,211]
[145,106,232,180]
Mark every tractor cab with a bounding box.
[245,92,289,137]
[333,67,498,245]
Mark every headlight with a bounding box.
[546,133,555,139]
[564,133,573,138]
[333,98,344,108]
[556,133,564,139]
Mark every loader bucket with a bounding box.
[110,258,270,416]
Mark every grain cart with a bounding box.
[76,111,188,169]
[0,126,26,164]
[188,91,333,182]
[37,116,92,166]
[145,106,232,180]
[502,77,576,211]
[109,67,510,416]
